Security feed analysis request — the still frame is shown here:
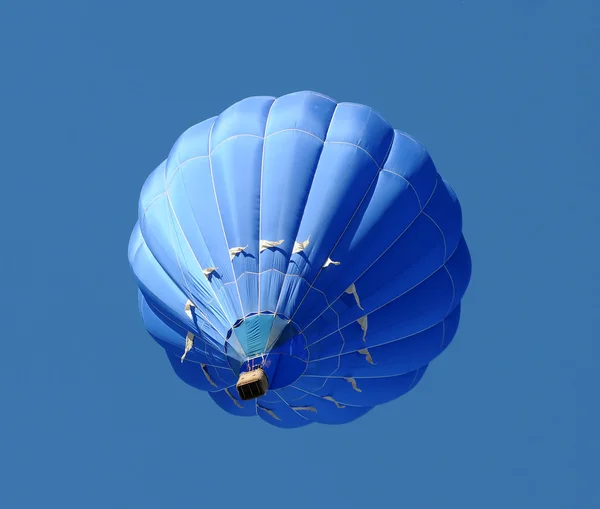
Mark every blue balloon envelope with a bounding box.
[128,91,472,428]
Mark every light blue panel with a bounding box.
[258,131,325,311]
[170,154,242,321]
[139,294,228,366]
[130,224,229,348]
[210,96,274,148]
[163,117,213,185]
[210,135,263,315]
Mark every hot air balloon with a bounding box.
[127,91,471,428]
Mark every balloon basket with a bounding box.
[236,367,269,400]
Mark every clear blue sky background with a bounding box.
[1,1,597,508]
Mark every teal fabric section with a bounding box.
[233,315,275,358]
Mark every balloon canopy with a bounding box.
[128,91,472,428]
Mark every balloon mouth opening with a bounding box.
[225,312,300,360]
[236,367,269,400]
[225,315,308,392]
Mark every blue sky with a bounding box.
[1,1,597,507]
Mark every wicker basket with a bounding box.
[236,367,269,400]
